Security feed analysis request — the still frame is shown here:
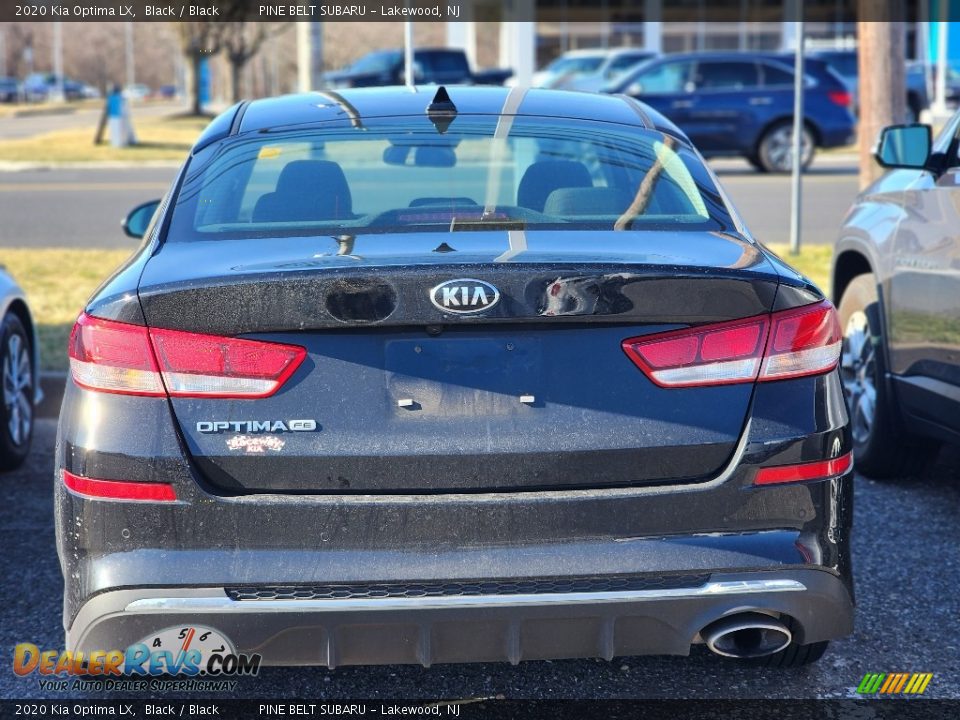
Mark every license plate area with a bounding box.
[385,336,542,417]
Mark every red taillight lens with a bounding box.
[149,327,306,398]
[69,313,165,396]
[622,300,840,388]
[759,301,842,382]
[69,313,306,398]
[753,453,853,486]
[827,90,852,107]
[62,469,177,501]
[622,316,768,387]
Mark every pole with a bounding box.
[404,21,414,87]
[52,22,64,102]
[934,20,948,117]
[125,22,135,89]
[789,22,804,255]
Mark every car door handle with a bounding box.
[749,97,773,105]
[671,100,695,109]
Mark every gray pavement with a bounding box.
[1,420,958,700]
[0,158,860,250]
[0,102,188,140]
[0,167,175,249]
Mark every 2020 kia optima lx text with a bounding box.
[56,86,853,669]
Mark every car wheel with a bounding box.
[837,274,936,478]
[746,154,768,173]
[0,312,34,471]
[756,120,815,173]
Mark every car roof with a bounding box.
[226,86,686,142]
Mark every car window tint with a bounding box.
[762,63,794,87]
[170,116,730,240]
[633,61,692,93]
[608,54,648,73]
[418,52,469,74]
[694,61,760,90]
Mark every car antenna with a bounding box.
[425,86,457,134]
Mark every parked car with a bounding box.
[832,118,960,477]
[532,48,657,90]
[605,52,856,172]
[122,83,151,101]
[0,268,41,471]
[809,49,930,122]
[22,73,85,102]
[324,48,512,88]
[0,77,22,103]
[57,86,853,670]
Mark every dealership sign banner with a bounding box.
[1,0,952,23]
[1,700,958,719]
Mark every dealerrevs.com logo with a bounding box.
[13,625,260,692]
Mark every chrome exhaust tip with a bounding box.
[702,612,792,658]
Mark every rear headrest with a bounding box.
[543,187,634,217]
[254,159,353,222]
[517,160,593,213]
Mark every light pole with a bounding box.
[52,21,64,102]
[404,21,414,87]
[789,21,804,255]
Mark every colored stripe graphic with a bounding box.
[857,672,932,694]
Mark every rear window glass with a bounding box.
[167,115,732,241]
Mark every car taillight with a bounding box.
[622,300,841,388]
[69,312,306,398]
[753,453,853,486]
[827,90,852,108]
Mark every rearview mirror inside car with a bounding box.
[122,199,161,239]
[875,124,931,170]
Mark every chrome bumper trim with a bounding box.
[125,579,806,614]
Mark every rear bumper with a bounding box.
[67,569,852,667]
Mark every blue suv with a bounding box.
[605,52,856,172]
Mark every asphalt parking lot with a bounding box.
[2,420,957,700]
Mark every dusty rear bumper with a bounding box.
[68,569,853,668]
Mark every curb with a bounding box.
[37,372,66,419]
[10,107,78,119]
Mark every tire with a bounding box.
[836,274,936,478]
[756,120,815,173]
[746,154,768,173]
[0,312,34,471]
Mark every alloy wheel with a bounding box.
[2,333,32,447]
[840,311,876,446]
[763,125,813,172]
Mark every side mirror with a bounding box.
[122,199,161,239]
[626,82,644,96]
[874,124,931,170]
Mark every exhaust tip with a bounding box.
[702,612,792,659]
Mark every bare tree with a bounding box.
[857,13,906,188]
[174,22,225,115]
[221,22,289,103]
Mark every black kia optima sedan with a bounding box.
[56,86,853,669]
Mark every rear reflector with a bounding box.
[62,469,177,502]
[753,453,853,486]
[622,300,841,388]
[69,313,306,398]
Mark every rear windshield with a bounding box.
[167,115,732,241]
